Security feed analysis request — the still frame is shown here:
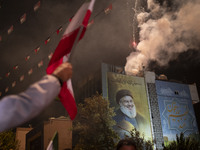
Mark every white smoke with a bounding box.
[125,0,200,74]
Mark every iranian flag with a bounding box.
[46,0,96,120]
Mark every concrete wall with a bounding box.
[189,84,200,104]
[44,117,72,150]
[16,128,32,150]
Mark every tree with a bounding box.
[73,94,119,150]
[163,132,200,150]
[123,128,154,150]
[0,130,20,150]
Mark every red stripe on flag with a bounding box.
[59,83,77,120]
[82,10,92,27]
[47,57,63,74]
[47,28,80,74]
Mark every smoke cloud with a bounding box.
[125,0,200,74]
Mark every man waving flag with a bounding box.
[46,0,96,120]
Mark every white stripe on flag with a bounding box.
[46,141,53,150]
[64,2,90,35]
[88,0,95,11]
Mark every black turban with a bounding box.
[116,89,133,104]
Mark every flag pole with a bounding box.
[65,25,85,63]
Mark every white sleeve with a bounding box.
[0,75,61,132]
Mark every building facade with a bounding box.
[26,117,72,150]
[101,63,199,150]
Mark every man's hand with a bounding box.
[52,62,72,82]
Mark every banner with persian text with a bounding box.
[156,80,199,144]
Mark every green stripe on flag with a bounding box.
[52,131,58,150]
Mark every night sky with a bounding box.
[0,0,200,99]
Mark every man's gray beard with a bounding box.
[120,105,136,118]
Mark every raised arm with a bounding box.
[0,62,72,132]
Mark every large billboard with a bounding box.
[156,80,199,144]
[107,72,152,140]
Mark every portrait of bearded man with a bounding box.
[113,89,147,138]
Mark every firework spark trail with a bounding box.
[132,0,138,43]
